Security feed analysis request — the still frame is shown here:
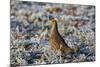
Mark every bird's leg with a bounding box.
[59,51,63,63]
[56,47,64,63]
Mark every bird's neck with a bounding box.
[51,22,59,34]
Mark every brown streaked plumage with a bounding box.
[49,19,79,55]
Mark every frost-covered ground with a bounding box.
[10,0,95,66]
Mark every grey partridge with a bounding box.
[49,19,79,55]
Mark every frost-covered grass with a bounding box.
[10,0,95,66]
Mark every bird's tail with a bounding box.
[62,46,79,53]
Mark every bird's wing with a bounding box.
[57,32,70,48]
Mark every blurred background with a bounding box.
[10,0,95,66]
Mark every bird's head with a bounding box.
[49,18,58,27]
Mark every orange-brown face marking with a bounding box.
[49,19,58,27]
